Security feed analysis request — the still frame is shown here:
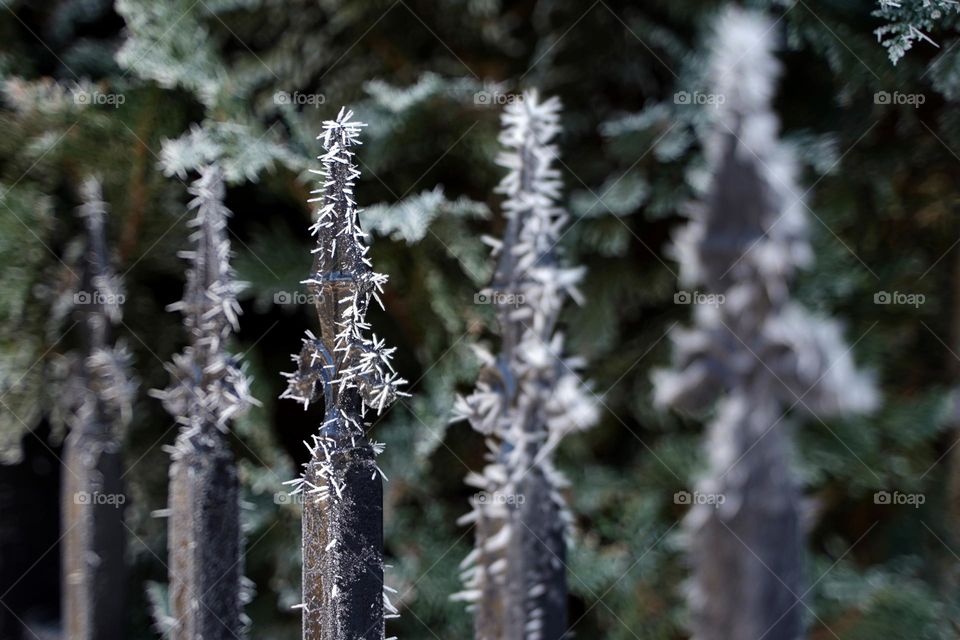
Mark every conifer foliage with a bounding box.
[281,108,406,640]
[61,177,136,640]
[152,165,255,639]
[453,91,598,640]
[653,9,878,640]
[873,0,960,63]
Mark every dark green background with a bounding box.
[0,0,958,637]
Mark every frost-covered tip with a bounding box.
[279,109,406,636]
[151,165,255,435]
[455,89,597,447]
[669,7,808,291]
[281,107,406,437]
[77,177,125,325]
[67,177,138,429]
[709,8,780,123]
[492,91,586,318]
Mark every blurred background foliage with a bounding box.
[1,0,960,637]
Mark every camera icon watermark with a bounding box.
[475,492,525,507]
[474,289,525,307]
[73,90,125,109]
[873,490,924,508]
[274,290,320,305]
[274,491,306,506]
[674,290,725,307]
[474,90,524,106]
[74,491,126,508]
[674,490,725,508]
[873,290,924,308]
[874,91,925,108]
[274,90,326,108]
[674,91,725,107]
[74,289,126,306]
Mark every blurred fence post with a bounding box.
[152,166,254,639]
[62,178,133,640]
[452,92,598,640]
[652,9,878,640]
